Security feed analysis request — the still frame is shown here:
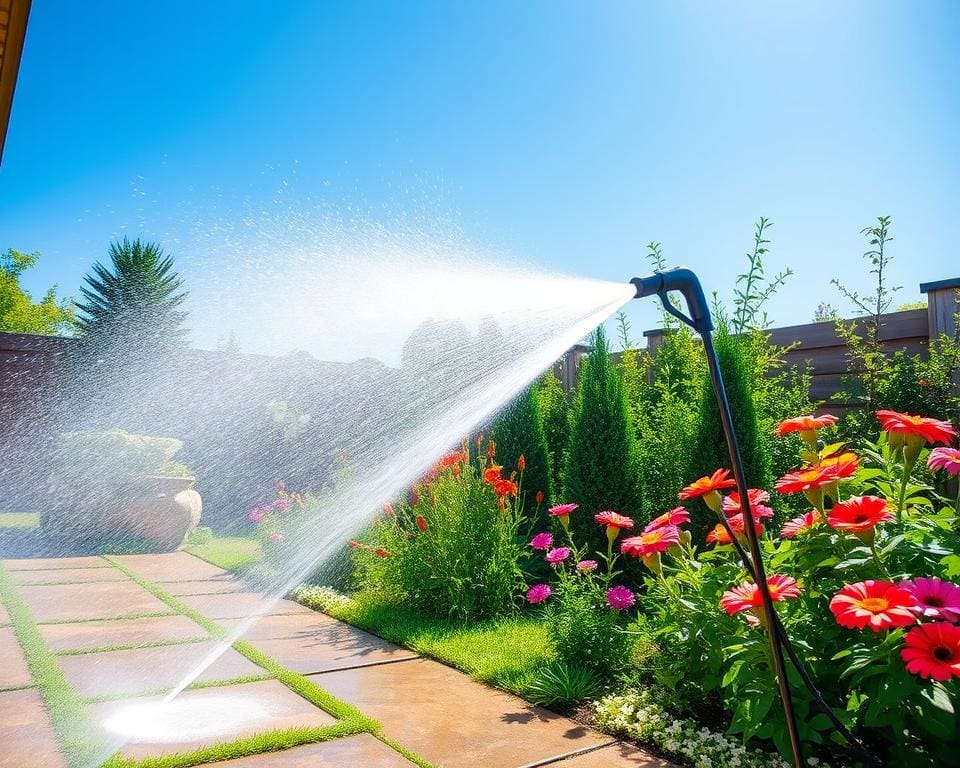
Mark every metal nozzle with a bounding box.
[629,267,713,333]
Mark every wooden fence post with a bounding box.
[920,278,960,341]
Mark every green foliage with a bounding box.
[536,371,570,501]
[562,325,643,552]
[690,326,771,531]
[492,385,552,512]
[525,661,603,707]
[731,218,792,335]
[0,248,75,335]
[355,455,526,620]
[75,237,188,351]
[874,339,960,425]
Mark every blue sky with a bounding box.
[2,1,959,347]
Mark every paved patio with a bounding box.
[0,551,670,767]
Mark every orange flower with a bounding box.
[775,414,838,438]
[374,547,390,558]
[706,515,763,545]
[517,454,526,472]
[483,465,503,484]
[819,450,859,479]
[775,464,839,496]
[535,490,544,505]
[827,496,892,543]
[679,469,736,500]
[494,479,518,497]
[721,574,801,616]
[416,515,428,532]
[706,524,733,545]
[877,409,957,447]
[487,439,497,458]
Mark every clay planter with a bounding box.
[116,475,203,552]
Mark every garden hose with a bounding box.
[631,269,881,768]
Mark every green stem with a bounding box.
[869,539,890,579]
[897,466,909,525]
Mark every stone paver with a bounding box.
[222,612,417,674]
[179,592,314,620]
[164,577,248,596]
[58,639,263,697]
[550,743,674,767]
[0,627,31,688]
[40,614,210,652]
[313,658,616,768]
[17,581,170,623]
[213,734,416,767]
[3,555,107,570]
[0,689,67,768]
[11,567,129,585]
[111,552,226,582]
[91,679,336,761]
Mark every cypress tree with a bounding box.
[562,326,643,555]
[535,371,570,501]
[492,384,552,518]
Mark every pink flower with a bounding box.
[248,508,265,523]
[271,498,290,512]
[643,506,690,533]
[274,480,285,491]
[545,547,571,564]
[780,510,821,539]
[530,532,554,551]
[270,532,285,543]
[928,447,960,476]
[606,585,635,611]
[899,577,960,623]
[526,584,552,604]
[548,503,578,518]
[576,559,598,571]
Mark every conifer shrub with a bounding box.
[492,385,552,516]
[535,371,570,500]
[562,326,643,554]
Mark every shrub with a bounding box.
[562,326,643,554]
[535,371,570,501]
[492,385,552,515]
[353,445,529,621]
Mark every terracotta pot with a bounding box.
[116,475,203,551]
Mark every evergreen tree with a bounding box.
[492,384,552,518]
[562,326,643,555]
[690,325,771,533]
[535,370,570,500]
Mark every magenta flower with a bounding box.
[606,585,636,611]
[272,498,290,512]
[545,547,571,564]
[526,584,552,604]
[900,577,960,623]
[248,508,265,523]
[928,447,960,476]
[270,532,285,543]
[576,559,598,571]
[530,532,554,551]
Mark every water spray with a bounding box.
[630,268,880,768]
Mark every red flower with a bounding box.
[494,479,518,497]
[780,510,821,539]
[830,580,917,631]
[416,515,428,532]
[374,547,390,558]
[775,464,839,495]
[706,515,763,545]
[517,454,526,472]
[827,496,892,536]
[901,622,960,681]
[643,506,690,533]
[721,575,801,615]
[487,439,497,458]
[679,469,736,500]
[483,465,503,484]
[819,450,859,479]
[877,409,957,446]
[383,504,395,517]
[595,511,635,530]
[621,526,680,557]
[349,540,364,549]
[535,490,544,505]
[775,414,838,437]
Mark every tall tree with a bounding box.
[0,248,74,335]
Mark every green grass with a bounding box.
[56,635,212,657]
[35,610,180,625]
[294,586,555,695]
[82,673,275,704]
[185,536,261,572]
[0,512,40,529]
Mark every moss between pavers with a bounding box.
[36,610,180,625]
[82,673,275,705]
[1,559,435,768]
[56,635,212,657]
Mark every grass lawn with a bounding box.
[294,587,555,695]
[186,536,261,571]
[0,512,41,529]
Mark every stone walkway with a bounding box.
[0,551,670,768]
